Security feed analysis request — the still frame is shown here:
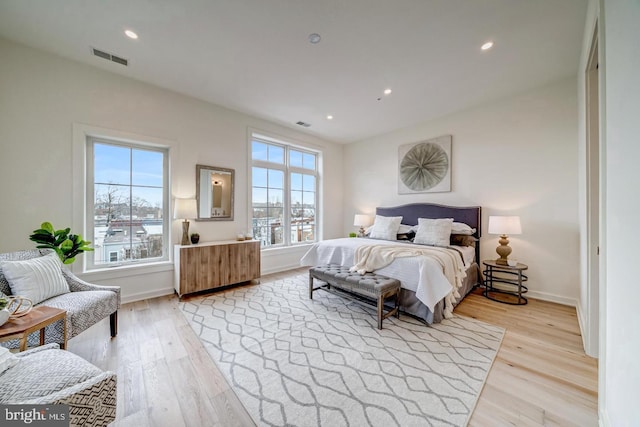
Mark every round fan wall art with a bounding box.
[398,135,451,194]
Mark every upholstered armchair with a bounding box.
[0,249,120,348]
[0,344,117,426]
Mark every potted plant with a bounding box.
[348,232,357,238]
[29,222,93,264]
[190,233,200,244]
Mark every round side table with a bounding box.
[482,260,529,305]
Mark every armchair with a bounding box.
[0,249,120,349]
[0,343,117,426]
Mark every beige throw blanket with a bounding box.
[350,244,468,318]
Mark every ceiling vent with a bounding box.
[296,121,311,128]
[92,47,128,66]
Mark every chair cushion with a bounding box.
[0,347,19,374]
[42,290,118,339]
[0,347,102,402]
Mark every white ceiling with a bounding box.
[0,0,587,143]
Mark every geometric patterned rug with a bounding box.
[180,273,504,427]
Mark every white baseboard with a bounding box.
[122,287,175,304]
[527,290,577,307]
[575,301,588,350]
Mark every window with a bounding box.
[86,138,169,269]
[251,136,319,248]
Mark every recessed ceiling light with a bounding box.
[383,88,392,95]
[481,41,493,50]
[326,115,333,120]
[309,33,321,44]
[125,30,138,40]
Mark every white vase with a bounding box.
[0,308,10,327]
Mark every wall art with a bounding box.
[398,135,451,194]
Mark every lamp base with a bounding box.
[357,226,366,238]
[181,220,190,246]
[495,234,512,266]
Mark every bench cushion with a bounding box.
[309,264,400,296]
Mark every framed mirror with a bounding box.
[196,164,234,221]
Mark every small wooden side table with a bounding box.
[0,306,67,351]
[482,260,529,305]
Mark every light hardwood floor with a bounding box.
[69,268,598,426]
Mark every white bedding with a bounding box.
[300,238,475,313]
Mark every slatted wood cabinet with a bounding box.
[174,240,261,297]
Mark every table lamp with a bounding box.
[174,198,197,245]
[353,214,373,237]
[488,216,522,265]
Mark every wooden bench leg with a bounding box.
[377,296,383,329]
[309,273,314,299]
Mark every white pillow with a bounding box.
[369,215,403,241]
[414,218,454,247]
[0,347,19,374]
[451,222,476,236]
[1,252,70,304]
[397,224,414,234]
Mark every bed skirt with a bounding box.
[399,262,480,324]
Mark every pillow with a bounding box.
[414,218,454,247]
[450,234,477,247]
[0,252,70,304]
[451,222,476,236]
[396,232,415,241]
[369,215,403,241]
[0,347,19,374]
[397,224,414,234]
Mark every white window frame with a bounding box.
[250,133,320,248]
[85,136,170,271]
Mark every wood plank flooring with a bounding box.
[68,268,598,426]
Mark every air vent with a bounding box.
[92,48,129,66]
[296,121,311,128]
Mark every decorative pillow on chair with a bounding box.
[0,252,70,304]
[369,215,403,241]
[414,218,454,247]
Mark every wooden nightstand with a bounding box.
[482,260,529,305]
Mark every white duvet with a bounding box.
[300,238,475,313]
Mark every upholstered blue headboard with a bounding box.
[376,203,482,261]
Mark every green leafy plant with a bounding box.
[0,297,8,311]
[29,222,94,264]
[348,232,358,238]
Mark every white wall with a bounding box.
[601,0,640,424]
[343,78,580,305]
[0,38,344,301]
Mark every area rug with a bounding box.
[180,273,504,427]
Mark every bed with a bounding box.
[300,203,482,324]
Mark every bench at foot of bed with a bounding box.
[308,264,400,329]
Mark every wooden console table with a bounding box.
[0,306,67,351]
[174,239,261,297]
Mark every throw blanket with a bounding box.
[350,244,467,318]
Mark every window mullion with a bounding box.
[284,163,291,246]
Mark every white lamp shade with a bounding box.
[354,214,373,227]
[488,216,522,235]
[173,198,198,220]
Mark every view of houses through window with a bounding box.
[251,136,318,247]
[87,138,168,268]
